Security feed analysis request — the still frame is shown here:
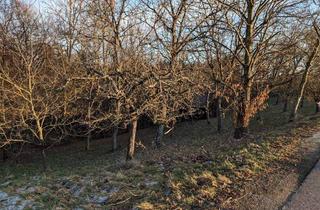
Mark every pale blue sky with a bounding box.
[23,0,51,14]
[24,0,47,9]
[23,0,319,18]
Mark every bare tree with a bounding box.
[49,0,86,116]
[0,1,66,169]
[204,0,307,138]
[306,69,320,113]
[289,23,320,121]
[141,0,209,146]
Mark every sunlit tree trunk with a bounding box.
[300,96,304,108]
[290,38,320,121]
[127,118,138,160]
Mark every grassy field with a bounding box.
[1,101,320,209]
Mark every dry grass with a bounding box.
[1,101,320,209]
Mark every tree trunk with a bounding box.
[283,96,289,112]
[234,110,249,139]
[154,105,167,148]
[274,94,279,105]
[233,72,252,138]
[36,119,44,142]
[112,126,119,152]
[300,96,304,108]
[86,130,91,151]
[289,38,320,121]
[1,80,5,122]
[217,96,222,132]
[85,109,91,151]
[112,100,121,152]
[234,0,253,139]
[86,82,94,151]
[126,118,138,161]
[2,148,8,162]
[283,64,297,113]
[206,93,211,124]
[155,124,164,148]
[316,101,320,113]
[41,149,47,172]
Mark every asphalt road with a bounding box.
[283,157,320,210]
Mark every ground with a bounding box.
[283,135,320,210]
[1,102,320,209]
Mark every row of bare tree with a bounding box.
[0,0,320,163]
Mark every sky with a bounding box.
[23,0,53,15]
[23,0,320,18]
[24,0,48,10]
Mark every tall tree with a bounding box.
[207,0,306,138]
[289,23,320,121]
[142,0,208,146]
